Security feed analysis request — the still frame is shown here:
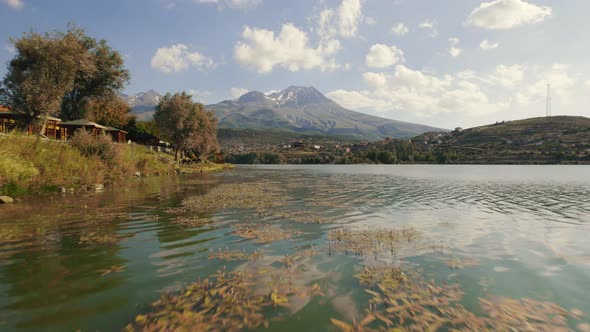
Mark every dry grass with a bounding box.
[0,133,175,195]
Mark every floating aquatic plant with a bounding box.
[181,183,289,213]
[124,266,326,332]
[271,209,334,224]
[333,262,586,332]
[479,297,585,331]
[172,216,214,227]
[328,227,421,257]
[99,265,125,276]
[78,232,133,245]
[439,255,480,270]
[234,223,299,243]
[354,264,406,289]
[208,247,264,262]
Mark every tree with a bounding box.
[60,29,129,121]
[85,93,131,128]
[0,28,92,127]
[154,92,219,161]
[377,151,396,164]
[124,117,160,140]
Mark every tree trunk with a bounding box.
[39,114,49,138]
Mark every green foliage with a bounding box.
[0,27,92,123]
[260,153,280,164]
[0,133,174,195]
[377,151,396,164]
[366,150,378,163]
[0,181,27,196]
[435,149,459,164]
[125,118,158,136]
[154,92,219,161]
[0,151,39,185]
[226,152,259,164]
[84,94,131,128]
[60,31,130,121]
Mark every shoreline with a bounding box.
[0,134,234,202]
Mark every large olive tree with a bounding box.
[0,28,92,127]
[0,26,130,129]
[154,92,219,162]
[59,32,130,121]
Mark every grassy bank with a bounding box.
[0,133,178,196]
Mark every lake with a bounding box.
[1,165,589,331]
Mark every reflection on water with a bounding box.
[0,165,589,331]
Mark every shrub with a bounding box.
[69,130,120,166]
[0,152,40,185]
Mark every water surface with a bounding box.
[1,165,589,331]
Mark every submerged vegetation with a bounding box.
[2,167,589,331]
[180,182,289,213]
[124,177,588,332]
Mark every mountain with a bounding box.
[120,90,163,121]
[208,86,443,140]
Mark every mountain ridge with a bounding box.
[123,86,445,139]
[208,86,444,140]
[119,90,163,121]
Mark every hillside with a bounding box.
[408,116,590,163]
[208,86,443,140]
[218,128,352,147]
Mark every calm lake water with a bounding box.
[1,165,590,331]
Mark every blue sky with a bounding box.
[1,0,589,128]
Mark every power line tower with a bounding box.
[546,84,552,117]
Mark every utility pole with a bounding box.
[546,84,552,117]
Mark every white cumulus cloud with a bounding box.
[317,0,363,39]
[234,23,341,73]
[466,0,552,30]
[418,19,438,36]
[449,47,462,58]
[3,0,23,9]
[391,23,409,36]
[188,89,212,103]
[326,63,582,124]
[151,44,215,73]
[480,39,500,50]
[365,44,404,68]
[448,38,462,58]
[489,64,524,87]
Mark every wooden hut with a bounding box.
[106,126,128,143]
[0,108,62,139]
[129,132,161,146]
[59,119,107,140]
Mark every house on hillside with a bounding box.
[0,107,62,139]
[60,119,107,139]
[106,126,128,143]
[292,140,305,148]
